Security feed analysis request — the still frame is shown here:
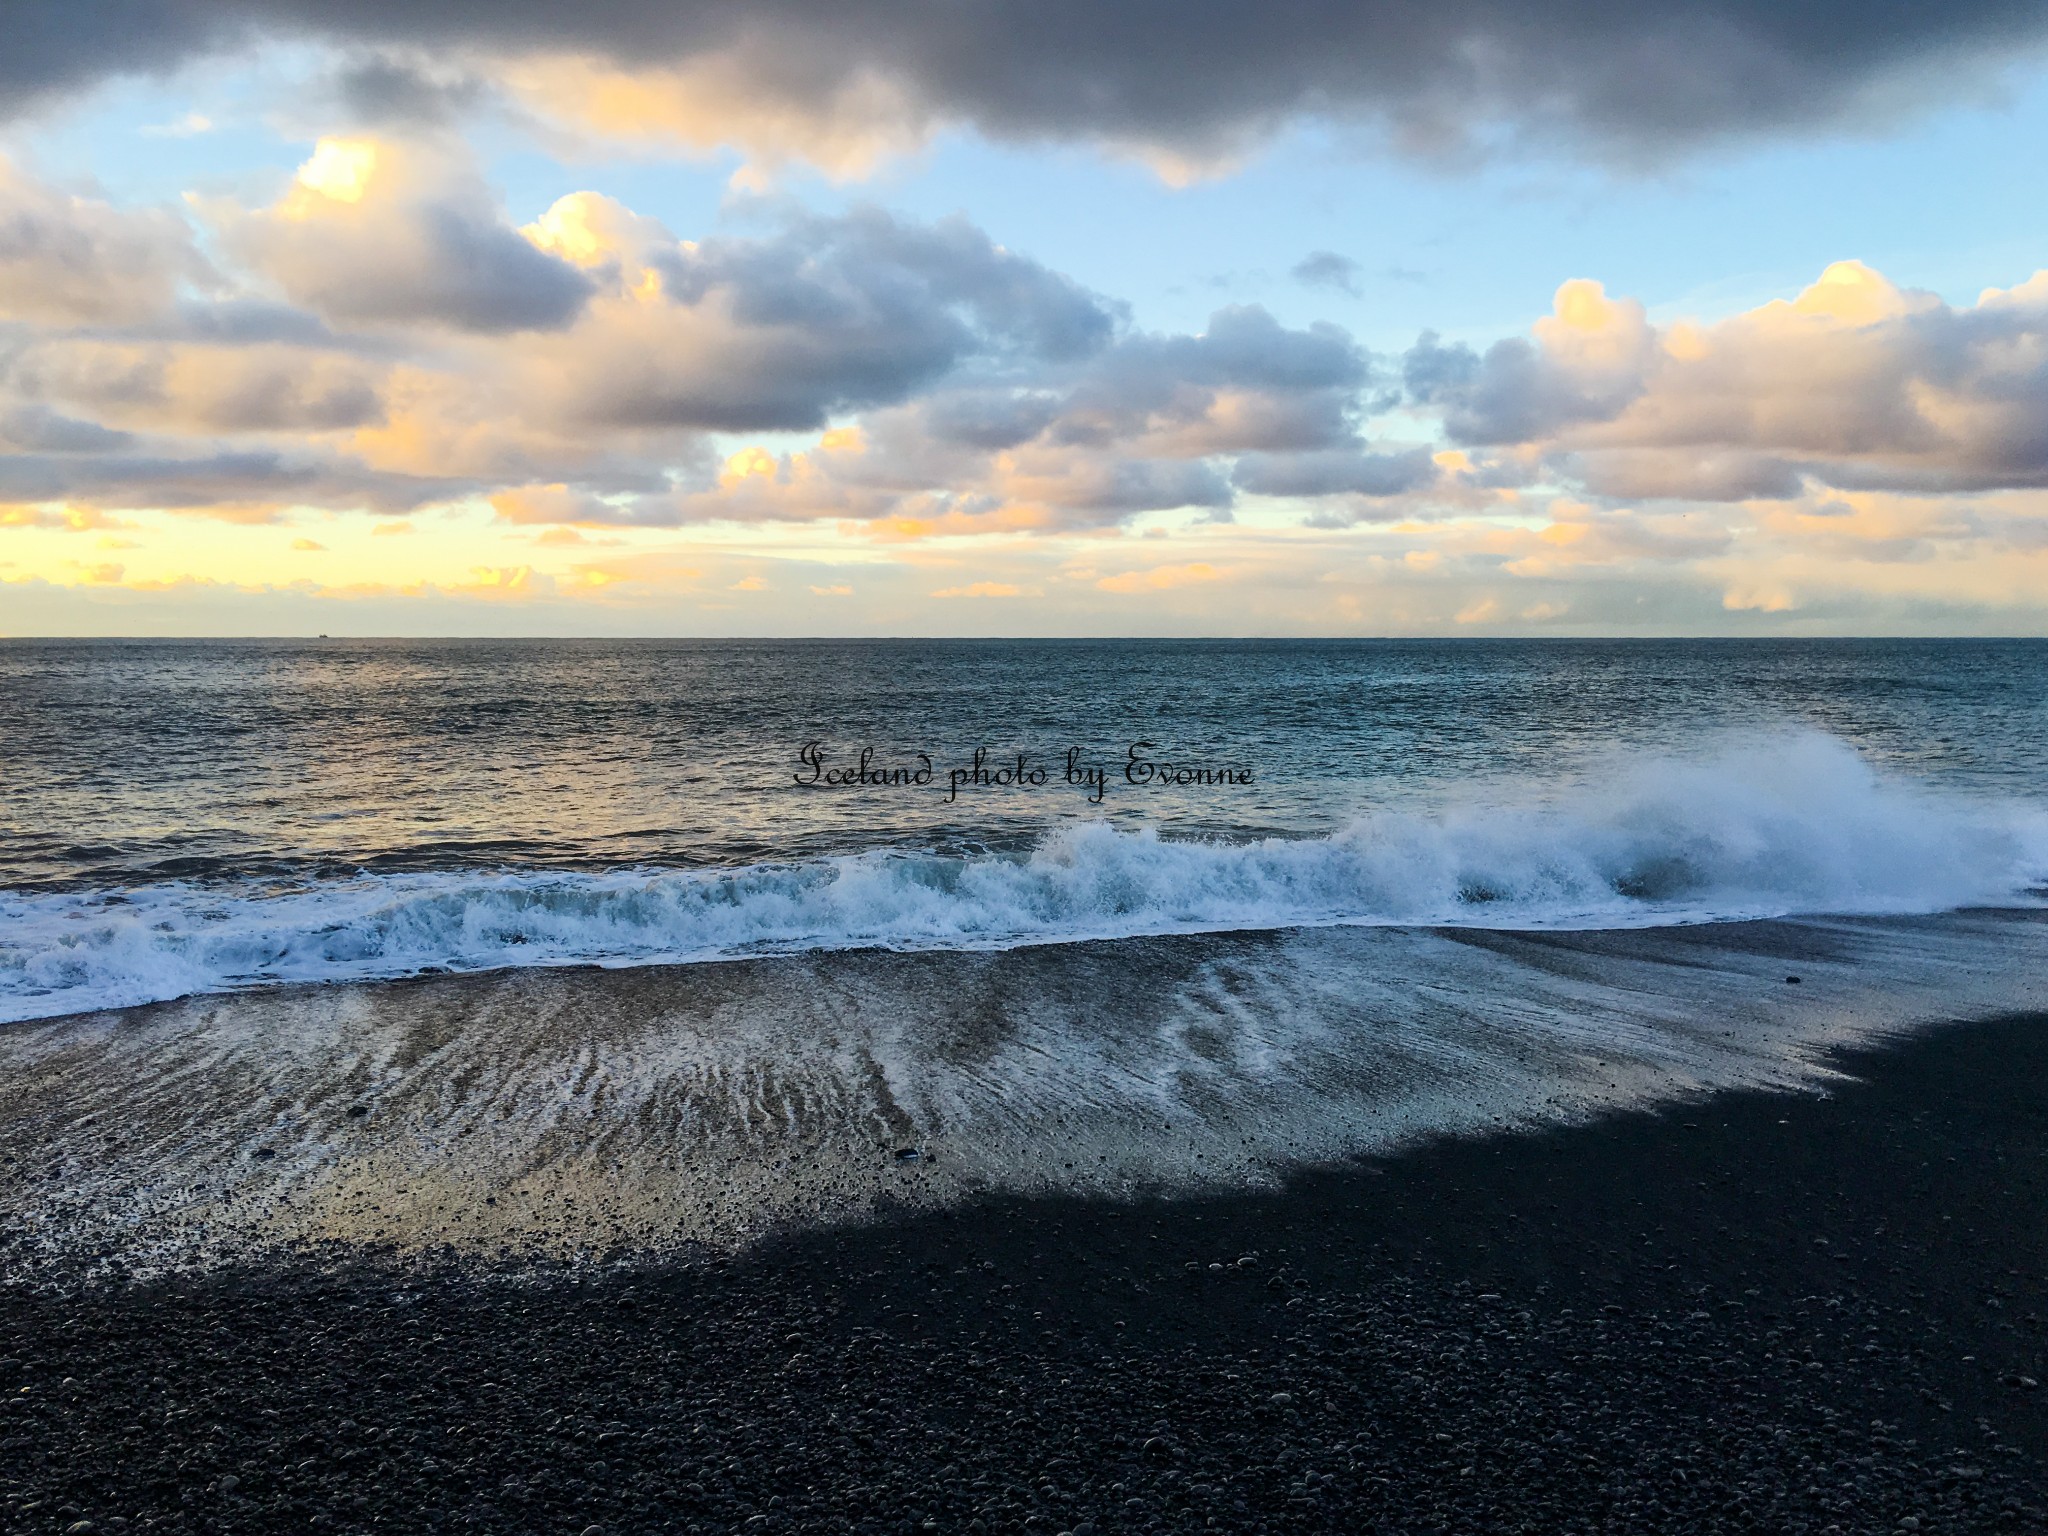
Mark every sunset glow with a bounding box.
[5,9,2048,635]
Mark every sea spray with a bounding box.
[3,729,2043,1024]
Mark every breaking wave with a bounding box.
[3,730,2044,1024]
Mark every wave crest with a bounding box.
[3,731,2043,1024]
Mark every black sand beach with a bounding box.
[5,1009,2047,1535]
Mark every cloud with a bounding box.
[0,2,227,120]
[6,3,2045,175]
[141,111,214,138]
[14,146,2048,634]
[513,204,1117,435]
[0,445,454,517]
[0,160,1449,542]
[1232,446,1438,498]
[1404,279,1657,445]
[988,450,1233,518]
[4,335,385,434]
[1562,448,1808,503]
[5,174,1240,532]
[1040,305,1375,458]
[496,51,929,179]
[0,405,134,453]
[600,298,1388,534]
[219,137,594,333]
[1292,251,1361,297]
[1722,583,1796,613]
[0,155,209,323]
[1095,560,1227,592]
[332,58,486,128]
[1406,261,2048,498]
[487,483,631,525]
[915,390,1064,451]
[1488,503,1735,578]
[0,503,127,531]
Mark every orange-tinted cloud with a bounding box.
[1409,262,2048,499]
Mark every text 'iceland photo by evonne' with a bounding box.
[5,6,2048,1536]
[796,740,1255,803]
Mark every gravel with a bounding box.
[3,1012,2046,1533]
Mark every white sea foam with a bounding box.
[3,729,2044,1024]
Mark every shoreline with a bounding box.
[8,911,2047,1279]
[5,1010,2047,1532]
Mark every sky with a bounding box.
[5,3,2048,636]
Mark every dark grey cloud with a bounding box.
[0,404,134,453]
[817,305,1375,464]
[1292,251,1361,297]
[664,210,1116,366]
[7,1,2045,163]
[1566,448,1809,502]
[1130,306,1367,392]
[1232,445,1437,497]
[333,58,486,128]
[0,2,227,118]
[1034,306,1373,454]
[0,446,456,511]
[1037,457,1235,516]
[918,389,1063,450]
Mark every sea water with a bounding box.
[4,637,2046,1023]
[2,638,2046,1269]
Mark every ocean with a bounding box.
[3,637,2047,1271]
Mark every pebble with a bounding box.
[0,1013,2042,1536]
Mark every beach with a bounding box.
[7,0,2048,1516]
[4,640,2047,1532]
[5,1003,2046,1534]
[7,0,2048,1499]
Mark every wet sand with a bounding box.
[4,1007,2047,1533]
[5,911,2047,1276]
